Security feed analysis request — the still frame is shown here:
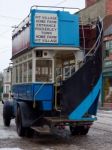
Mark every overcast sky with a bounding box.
[0,0,85,72]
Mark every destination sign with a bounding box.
[35,13,58,43]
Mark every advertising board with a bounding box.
[35,13,58,44]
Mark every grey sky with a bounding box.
[0,0,85,72]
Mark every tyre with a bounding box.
[25,128,34,138]
[3,100,13,127]
[16,106,26,137]
[70,126,89,135]
[70,126,80,135]
[80,126,89,135]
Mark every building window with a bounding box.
[104,40,112,59]
[104,78,112,103]
[105,50,109,57]
[105,40,112,50]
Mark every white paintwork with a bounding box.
[12,15,30,36]
[35,13,58,44]
[74,50,84,71]
[34,46,80,51]
[32,50,36,82]
[0,148,22,150]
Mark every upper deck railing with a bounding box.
[12,5,80,37]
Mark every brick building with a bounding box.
[85,0,97,7]
[79,0,112,108]
[102,25,112,108]
[80,0,112,30]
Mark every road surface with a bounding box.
[0,102,112,150]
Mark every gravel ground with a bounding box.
[0,102,112,150]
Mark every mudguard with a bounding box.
[16,102,39,127]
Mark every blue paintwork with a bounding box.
[30,9,79,47]
[69,75,102,120]
[40,101,52,111]
[33,84,54,101]
[12,83,54,111]
[88,92,100,115]
[69,117,97,121]
[12,84,33,100]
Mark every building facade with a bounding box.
[79,0,112,108]
[80,0,112,30]
[85,0,97,7]
[0,72,3,101]
[102,25,112,108]
[2,67,12,100]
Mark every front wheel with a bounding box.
[3,101,13,126]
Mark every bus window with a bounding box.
[63,66,70,80]
[19,64,22,83]
[23,62,27,82]
[16,66,19,83]
[71,65,75,76]
[56,68,62,77]
[28,60,32,82]
[35,60,52,82]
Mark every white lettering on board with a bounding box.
[35,13,58,44]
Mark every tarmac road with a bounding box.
[0,102,112,150]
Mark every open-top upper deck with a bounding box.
[12,6,80,58]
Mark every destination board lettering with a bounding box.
[35,13,58,43]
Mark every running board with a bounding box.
[31,126,50,134]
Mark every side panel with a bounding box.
[12,83,54,111]
[12,84,33,101]
[59,11,79,46]
[12,26,30,57]
[33,84,54,101]
[33,83,54,111]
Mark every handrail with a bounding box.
[83,17,103,61]
[33,82,46,108]
[54,75,62,110]
[31,5,80,11]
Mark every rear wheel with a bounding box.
[25,128,34,137]
[80,127,89,135]
[70,126,89,135]
[3,101,13,127]
[16,106,26,137]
